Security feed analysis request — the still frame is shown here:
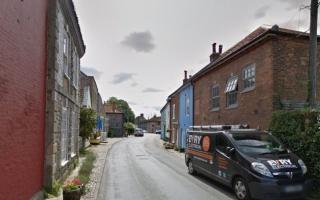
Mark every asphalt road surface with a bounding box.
[98,133,236,200]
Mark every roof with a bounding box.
[168,78,192,99]
[104,103,123,113]
[192,24,318,81]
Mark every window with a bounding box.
[243,64,256,89]
[212,85,220,109]
[70,111,77,156]
[61,107,69,165]
[72,51,79,87]
[63,37,69,75]
[172,104,176,119]
[216,134,231,154]
[186,96,190,116]
[225,76,238,107]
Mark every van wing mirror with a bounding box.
[226,147,235,156]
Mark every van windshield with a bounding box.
[230,132,287,155]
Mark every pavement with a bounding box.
[97,133,235,200]
[81,138,123,200]
[47,137,123,200]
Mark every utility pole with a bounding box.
[309,0,318,108]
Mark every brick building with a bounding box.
[192,25,320,130]
[146,115,161,133]
[79,71,104,135]
[169,92,179,145]
[44,0,85,191]
[104,102,125,137]
[135,113,148,130]
[0,0,48,199]
[0,0,85,198]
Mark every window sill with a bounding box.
[226,104,238,110]
[241,86,255,94]
[210,108,220,112]
[61,160,68,167]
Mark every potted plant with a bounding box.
[63,178,82,200]
[89,132,101,145]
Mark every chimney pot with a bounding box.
[212,43,217,53]
[184,70,188,79]
[219,45,223,54]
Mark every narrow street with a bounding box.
[97,134,236,200]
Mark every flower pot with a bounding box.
[89,138,101,145]
[63,188,81,200]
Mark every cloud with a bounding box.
[142,87,163,93]
[280,0,308,10]
[128,101,138,106]
[254,5,270,19]
[121,31,155,53]
[81,66,103,79]
[131,82,138,87]
[153,106,162,111]
[111,73,135,84]
[280,18,309,30]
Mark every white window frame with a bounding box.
[242,64,256,89]
[172,104,176,120]
[70,111,76,157]
[186,96,190,116]
[225,76,238,107]
[63,37,69,76]
[61,107,69,166]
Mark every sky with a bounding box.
[73,0,311,118]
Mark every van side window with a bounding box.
[216,134,230,154]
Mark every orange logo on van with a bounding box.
[202,136,210,152]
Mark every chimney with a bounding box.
[183,70,188,84]
[210,42,221,62]
[219,44,223,54]
[140,113,144,118]
[212,43,217,53]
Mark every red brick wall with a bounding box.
[272,35,320,104]
[170,95,179,144]
[194,40,274,130]
[0,0,47,199]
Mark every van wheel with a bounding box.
[187,160,196,175]
[233,177,251,200]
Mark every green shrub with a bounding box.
[269,109,320,179]
[77,150,96,193]
[44,180,62,197]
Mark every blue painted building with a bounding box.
[178,80,193,150]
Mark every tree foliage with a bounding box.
[107,97,135,123]
[80,108,96,139]
[124,122,135,135]
[269,109,320,179]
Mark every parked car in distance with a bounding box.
[185,125,311,200]
[155,129,161,134]
[134,128,144,137]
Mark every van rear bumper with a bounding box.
[248,179,313,200]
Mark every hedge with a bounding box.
[269,109,320,179]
